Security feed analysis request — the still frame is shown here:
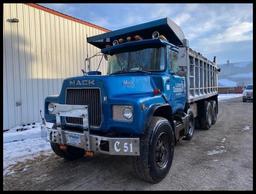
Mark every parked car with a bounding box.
[242,84,253,102]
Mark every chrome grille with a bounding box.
[66,88,101,127]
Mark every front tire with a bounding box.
[132,116,175,183]
[51,143,85,161]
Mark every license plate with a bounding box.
[66,133,81,146]
[109,138,140,155]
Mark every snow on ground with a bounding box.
[218,93,243,101]
[207,148,226,156]
[3,123,52,175]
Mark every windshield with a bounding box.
[246,85,253,90]
[107,47,166,74]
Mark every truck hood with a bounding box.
[62,75,157,98]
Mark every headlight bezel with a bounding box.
[112,105,133,122]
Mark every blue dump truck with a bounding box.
[41,18,220,183]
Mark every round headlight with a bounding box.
[123,107,133,120]
[48,103,55,113]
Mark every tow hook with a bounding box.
[84,150,94,157]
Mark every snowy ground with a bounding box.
[218,93,243,101]
[3,123,52,175]
[3,93,243,176]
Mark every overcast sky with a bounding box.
[41,3,253,64]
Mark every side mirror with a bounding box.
[103,54,108,61]
[169,70,175,75]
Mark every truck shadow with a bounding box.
[43,153,154,190]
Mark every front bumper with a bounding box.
[41,103,140,156]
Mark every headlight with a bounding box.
[123,107,133,120]
[113,105,133,122]
[48,103,55,113]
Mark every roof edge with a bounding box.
[26,3,110,32]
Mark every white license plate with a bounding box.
[66,133,81,145]
[110,138,140,155]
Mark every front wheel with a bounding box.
[132,116,175,183]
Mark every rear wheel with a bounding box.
[51,143,84,161]
[199,101,212,130]
[132,116,175,183]
[211,100,218,125]
[183,109,195,140]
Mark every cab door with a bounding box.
[167,47,186,113]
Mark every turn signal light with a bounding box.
[153,89,161,95]
[126,36,132,41]
[84,150,94,157]
[134,35,142,40]
[59,144,67,150]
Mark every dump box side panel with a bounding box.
[178,47,218,103]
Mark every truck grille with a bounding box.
[66,88,101,127]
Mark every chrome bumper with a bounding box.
[41,103,140,156]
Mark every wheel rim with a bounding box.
[188,114,194,136]
[212,103,217,121]
[155,132,170,169]
[208,107,212,125]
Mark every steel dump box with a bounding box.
[178,47,219,103]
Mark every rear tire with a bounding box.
[132,116,175,183]
[199,101,212,130]
[183,109,195,140]
[211,100,217,125]
[51,143,84,161]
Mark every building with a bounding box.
[3,3,109,130]
[218,86,243,94]
[217,60,252,94]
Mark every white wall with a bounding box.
[3,3,108,129]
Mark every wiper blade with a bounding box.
[109,70,128,75]
[110,69,151,75]
[129,70,152,74]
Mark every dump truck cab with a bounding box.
[103,37,186,115]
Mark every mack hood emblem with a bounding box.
[69,80,95,86]
[122,80,135,88]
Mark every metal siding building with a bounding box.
[3,3,109,130]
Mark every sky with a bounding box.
[41,3,253,64]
